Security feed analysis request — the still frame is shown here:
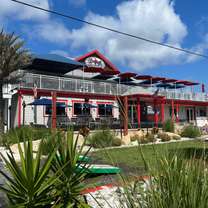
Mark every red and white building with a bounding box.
[2,50,208,135]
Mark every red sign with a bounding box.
[33,83,37,100]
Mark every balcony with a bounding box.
[14,73,207,102]
[19,73,132,95]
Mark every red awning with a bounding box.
[162,78,178,83]
[175,80,189,85]
[119,72,137,78]
[149,77,166,81]
[82,67,103,73]
[134,74,152,80]
[184,82,200,86]
[100,70,120,76]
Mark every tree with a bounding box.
[0,29,33,140]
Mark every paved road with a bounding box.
[0,156,9,208]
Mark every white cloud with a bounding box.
[68,0,86,8]
[0,0,50,27]
[68,0,188,71]
[50,50,69,57]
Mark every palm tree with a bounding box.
[0,29,33,140]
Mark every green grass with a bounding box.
[93,140,208,169]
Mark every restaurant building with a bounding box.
[2,50,208,135]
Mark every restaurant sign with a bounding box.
[85,57,105,69]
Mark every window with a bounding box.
[73,102,91,116]
[98,104,113,116]
[200,109,206,117]
[45,105,66,116]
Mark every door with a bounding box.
[127,106,138,124]
[186,108,194,122]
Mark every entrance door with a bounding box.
[127,106,137,124]
[186,108,194,122]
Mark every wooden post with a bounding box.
[162,101,164,122]
[124,96,128,136]
[52,91,57,131]
[137,97,140,124]
[154,99,158,123]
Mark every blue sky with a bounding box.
[1,0,208,93]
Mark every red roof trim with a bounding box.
[75,50,119,71]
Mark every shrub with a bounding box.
[160,133,171,142]
[1,126,52,147]
[131,136,137,142]
[138,138,149,144]
[180,125,201,138]
[162,118,174,133]
[79,124,90,137]
[152,126,159,134]
[137,127,144,132]
[157,133,163,139]
[87,127,121,148]
[173,135,181,140]
[146,133,155,142]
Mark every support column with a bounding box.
[124,96,128,136]
[137,98,140,124]
[7,98,11,131]
[52,91,57,131]
[18,91,22,127]
[176,104,178,123]
[171,100,174,123]
[154,99,158,123]
[162,102,164,122]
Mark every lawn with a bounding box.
[92,139,208,169]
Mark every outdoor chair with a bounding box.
[71,118,77,125]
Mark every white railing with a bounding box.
[20,73,130,95]
[18,73,207,102]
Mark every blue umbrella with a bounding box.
[27,98,64,105]
[156,83,171,88]
[167,84,184,89]
[138,80,158,85]
[57,104,73,107]
[120,81,137,86]
[91,74,113,80]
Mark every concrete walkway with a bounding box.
[0,156,9,208]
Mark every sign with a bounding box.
[196,117,207,127]
[85,57,105,69]
[147,106,160,114]
[205,94,208,100]
[33,83,37,100]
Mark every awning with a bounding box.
[26,54,86,74]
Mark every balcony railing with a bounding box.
[17,73,207,102]
[20,73,132,95]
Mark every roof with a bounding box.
[26,54,86,74]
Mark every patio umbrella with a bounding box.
[120,81,138,86]
[27,98,64,106]
[167,84,184,89]
[156,83,171,88]
[100,70,120,76]
[138,80,158,85]
[118,72,137,78]
[149,77,166,82]
[162,78,178,83]
[134,74,152,80]
[175,80,189,85]
[135,75,153,90]
[91,74,113,80]
[184,82,200,92]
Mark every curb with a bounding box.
[81,176,149,194]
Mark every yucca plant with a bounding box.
[50,127,99,207]
[0,129,67,207]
